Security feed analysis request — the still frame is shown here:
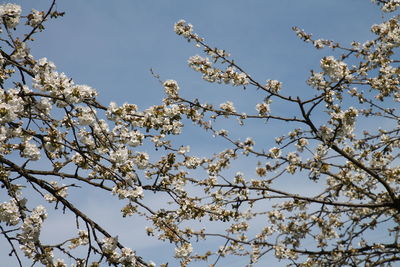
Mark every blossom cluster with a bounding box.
[0,199,20,225]
[320,56,352,83]
[19,206,50,263]
[26,9,44,28]
[33,58,98,107]
[374,0,400,12]
[101,237,138,266]
[187,55,248,85]
[0,3,21,28]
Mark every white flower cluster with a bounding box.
[112,185,144,200]
[373,65,399,97]
[119,247,137,266]
[207,48,230,62]
[109,147,129,165]
[107,102,183,135]
[33,58,98,107]
[307,71,329,90]
[0,199,20,225]
[0,3,21,28]
[313,39,325,49]
[101,237,137,266]
[379,0,400,12]
[219,101,236,113]
[320,56,352,82]
[163,79,180,98]
[371,19,400,46]
[265,79,282,93]
[0,88,24,123]
[0,125,20,155]
[44,181,68,203]
[269,147,281,158]
[188,55,212,72]
[111,125,143,147]
[329,107,358,138]
[68,230,89,249]
[295,138,309,152]
[319,126,334,142]
[286,152,301,174]
[19,206,48,259]
[36,97,52,115]
[177,145,190,155]
[292,26,312,42]
[107,102,139,122]
[183,156,203,169]
[255,100,271,115]
[21,140,41,161]
[242,137,255,155]
[11,39,31,61]
[76,106,96,126]
[175,242,193,258]
[53,259,67,267]
[133,152,149,169]
[26,9,44,28]
[174,19,193,38]
[102,236,118,254]
[174,19,204,45]
[224,66,248,86]
[77,129,95,148]
[188,55,248,85]
[274,245,297,260]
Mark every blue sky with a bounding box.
[2,0,389,266]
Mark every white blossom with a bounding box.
[175,243,193,258]
[102,236,118,254]
[163,79,180,98]
[174,19,193,38]
[0,199,20,225]
[0,3,21,28]
[26,9,44,27]
[269,147,281,158]
[219,101,236,113]
[320,56,352,82]
[265,79,282,93]
[256,102,270,115]
[21,141,41,161]
[110,147,129,165]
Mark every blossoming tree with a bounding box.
[0,0,399,266]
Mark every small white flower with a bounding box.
[175,243,193,258]
[22,141,41,161]
[163,80,180,98]
[266,80,282,93]
[102,236,118,253]
[0,199,21,225]
[269,147,281,158]
[110,148,129,165]
[174,19,193,38]
[256,102,270,115]
[220,101,236,113]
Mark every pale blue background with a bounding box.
[2,0,387,266]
